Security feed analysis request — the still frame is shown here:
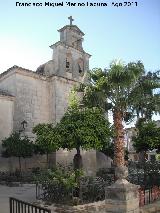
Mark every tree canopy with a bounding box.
[133,120,160,153]
[82,61,160,120]
[78,60,160,167]
[33,123,62,168]
[2,132,33,158]
[33,107,113,156]
[33,91,113,169]
[33,123,61,154]
[2,132,33,171]
[56,107,113,152]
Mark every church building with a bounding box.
[0,17,107,173]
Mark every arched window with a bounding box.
[78,58,84,75]
[66,59,70,68]
[66,52,72,70]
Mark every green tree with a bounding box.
[100,141,114,160]
[133,120,160,154]
[129,71,160,120]
[33,123,61,168]
[156,154,160,161]
[56,106,113,169]
[2,132,33,172]
[33,90,113,170]
[80,60,160,167]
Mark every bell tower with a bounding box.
[49,16,91,81]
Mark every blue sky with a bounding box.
[0,0,160,74]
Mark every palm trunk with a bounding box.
[113,109,125,167]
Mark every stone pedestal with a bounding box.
[105,166,139,213]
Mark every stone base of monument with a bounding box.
[105,166,140,213]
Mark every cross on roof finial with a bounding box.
[68,16,74,25]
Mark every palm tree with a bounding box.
[81,60,160,168]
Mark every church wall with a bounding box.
[0,96,14,148]
[0,73,15,170]
[49,75,81,124]
[14,72,50,138]
[0,72,16,157]
[56,149,97,175]
[0,72,17,96]
[50,76,77,122]
[0,71,51,171]
[0,154,47,172]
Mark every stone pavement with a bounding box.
[0,184,36,213]
[140,200,160,213]
[0,183,160,213]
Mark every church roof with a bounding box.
[0,89,14,97]
[58,25,85,36]
[0,64,81,83]
[0,65,43,79]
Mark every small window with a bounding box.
[78,64,82,73]
[78,58,84,75]
[66,59,70,68]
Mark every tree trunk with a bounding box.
[73,147,83,197]
[18,156,22,172]
[18,157,22,181]
[113,109,125,167]
[46,153,49,169]
[48,152,56,169]
[73,147,83,170]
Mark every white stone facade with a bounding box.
[0,94,14,148]
[0,68,50,137]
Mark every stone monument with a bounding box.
[105,166,140,213]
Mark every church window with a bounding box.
[66,52,72,70]
[78,64,82,73]
[78,58,84,75]
[66,59,70,68]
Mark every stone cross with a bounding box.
[68,16,74,25]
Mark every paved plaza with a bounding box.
[0,184,160,213]
[0,184,36,213]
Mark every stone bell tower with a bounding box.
[47,16,91,81]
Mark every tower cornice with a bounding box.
[58,25,85,36]
[50,41,91,58]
